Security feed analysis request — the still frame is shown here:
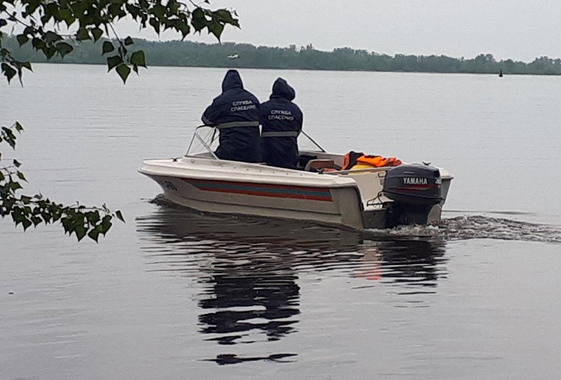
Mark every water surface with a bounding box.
[1,65,560,379]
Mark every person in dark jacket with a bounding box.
[202,70,261,163]
[260,78,303,169]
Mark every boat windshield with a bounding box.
[186,126,220,158]
[186,125,325,158]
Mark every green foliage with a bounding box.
[103,41,115,55]
[0,0,239,83]
[0,123,122,242]
[130,50,146,67]
[0,1,239,242]
[116,62,131,82]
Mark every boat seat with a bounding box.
[305,159,336,172]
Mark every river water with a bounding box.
[1,64,560,379]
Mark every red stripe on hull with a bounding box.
[185,177,332,194]
[195,186,333,201]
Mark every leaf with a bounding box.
[76,27,90,41]
[168,0,180,14]
[208,21,224,40]
[216,9,239,27]
[153,4,165,20]
[75,224,87,241]
[12,211,25,226]
[15,121,24,132]
[91,27,103,42]
[9,181,22,191]
[1,63,17,84]
[22,217,32,231]
[45,31,62,44]
[60,9,75,27]
[174,20,190,39]
[149,17,160,34]
[100,215,112,235]
[88,226,100,243]
[44,46,57,60]
[20,62,32,72]
[16,34,29,46]
[0,19,7,28]
[40,211,51,223]
[102,41,115,54]
[56,42,73,58]
[61,216,75,234]
[115,210,125,222]
[124,36,134,46]
[191,8,207,32]
[130,50,146,68]
[86,211,100,224]
[126,4,140,18]
[17,172,26,181]
[106,55,122,71]
[116,63,131,84]
[31,37,45,50]
[13,159,21,168]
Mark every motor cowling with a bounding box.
[383,164,443,205]
[382,164,443,227]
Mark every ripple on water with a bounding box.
[366,215,561,244]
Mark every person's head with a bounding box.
[271,77,295,101]
[222,69,243,92]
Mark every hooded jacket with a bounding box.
[202,70,261,163]
[260,78,303,169]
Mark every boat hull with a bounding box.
[140,158,365,230]
[139,156,453,230]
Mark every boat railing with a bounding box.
[186,125,326,159]
[300,131,326,153]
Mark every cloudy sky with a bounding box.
[119,0,561,62]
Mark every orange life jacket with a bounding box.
[343,151,402,170]
[357,155,402,168]
[342,151,364,170]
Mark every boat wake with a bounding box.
[150,196,561,244]
[366,215,561,244]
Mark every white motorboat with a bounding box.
[139,126,453,230]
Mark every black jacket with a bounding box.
[260,78,303,169]
[202,70,261,163]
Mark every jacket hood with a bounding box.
[222,70,244,92]
[270,77,295,101]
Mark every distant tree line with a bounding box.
[4,36,561,75]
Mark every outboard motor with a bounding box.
[383,164,443,227]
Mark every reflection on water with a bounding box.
[137,204,448,364]
[198,267,300,345]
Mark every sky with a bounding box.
[116,0,561,62]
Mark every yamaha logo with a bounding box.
[403,177,428,185]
